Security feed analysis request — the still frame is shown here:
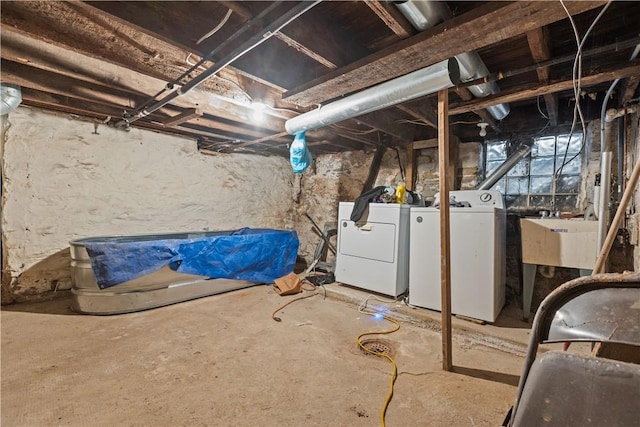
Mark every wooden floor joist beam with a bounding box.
[283,1,606,106]
[449,62,640,116]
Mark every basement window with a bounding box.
[486,133,583,212]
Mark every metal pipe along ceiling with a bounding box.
[115,1,321,128]
[285,58,460,135]
[394,0,510,120]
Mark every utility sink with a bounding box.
[520,218,598,269]
[519,217,598,320]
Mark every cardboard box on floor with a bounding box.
[273,273,302,296]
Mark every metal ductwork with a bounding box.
[394,0,510,120]
[455,52,510,120]
[393,0,449,30]
[478,144,531,190]
[0,83,22,116]
[285,58,460,135]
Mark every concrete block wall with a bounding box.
[1,108,295,303]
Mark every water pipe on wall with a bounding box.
[595,44,639,256]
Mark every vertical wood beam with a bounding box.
[438,88,452,372]
[406,143,417,191]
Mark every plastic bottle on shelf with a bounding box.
[395,182,406,204]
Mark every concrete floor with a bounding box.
[2,283,532,426]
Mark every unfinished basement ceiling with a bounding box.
[1,1,639,156]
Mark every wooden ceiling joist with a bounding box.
[363,0,414,39]
[163,109,203,127]
[527,27,559,125]
[283,1,606,107]
[449,62,640,116]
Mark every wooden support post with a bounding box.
[438,88,453,372]
[406,142,417,191]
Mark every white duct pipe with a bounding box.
[285,58,460,135]
[394,0,510,121]
[455,52,510,120]
[393,0,449,30]
[0,83,22,115]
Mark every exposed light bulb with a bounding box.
[250,102,267,122]
[477,122,489,138]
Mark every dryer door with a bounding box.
[338,220,396,263]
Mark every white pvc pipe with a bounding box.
[596,151,612,253]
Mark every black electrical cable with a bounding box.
[393,146,406,182]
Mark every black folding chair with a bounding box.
[504,272,640,426]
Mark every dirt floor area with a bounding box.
[2,284,531,426]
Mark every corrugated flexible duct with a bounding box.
[285,58,460,134]
[395,0,510,120]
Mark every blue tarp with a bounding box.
[84,228,299,289]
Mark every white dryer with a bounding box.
[409,190,506,322]
[336,202,410,297]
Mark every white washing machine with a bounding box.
[409,190,506,322]
[336,202,410,297]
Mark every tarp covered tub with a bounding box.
[70,228,299,314]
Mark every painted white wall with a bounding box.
[1,107,294,301]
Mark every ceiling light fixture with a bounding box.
[250,102,267,122]
[477,122,489,137]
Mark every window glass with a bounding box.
[556,175,581,193]
[507,158,529,177]
[487,133,582,211]
[487,141,507,161]
[507,177,529,195]
[491,177,506,193]
[555,155,581,175]
[554,195,578,211]
[529,195,553,208]
[487,160,504,176]
[534,137,555,156]
[556,134,582,155]
[531,157,554,175]
[530,176,552,194]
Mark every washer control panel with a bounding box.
[432,190,504,209]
